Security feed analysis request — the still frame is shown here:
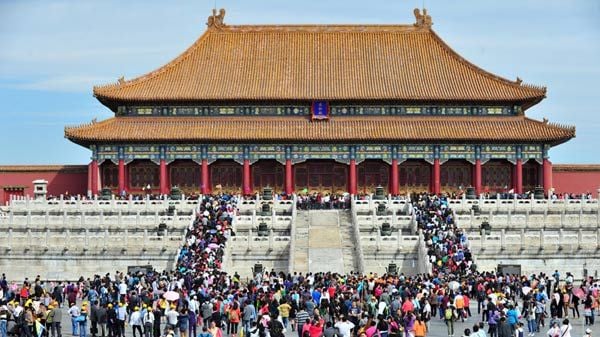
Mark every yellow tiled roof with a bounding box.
[65,116,574,145]
[93,21,546,107]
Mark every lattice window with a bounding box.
[441,161,472,189]
[482,161,512,191]
[101,163,118,188]
[400,161,430,187]
[129,162,159,189]
[210,161,242,191]
[523,161,540,191]
[358,161,389,192]
[170,162,199,189]
[252,160,284,191]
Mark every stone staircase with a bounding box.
[339,210,360,273]
[289,210,360,274]
[307,210,344,273]
[292,210,310,273]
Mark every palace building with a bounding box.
[64,8,575,196]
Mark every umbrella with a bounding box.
[208,243,220,250]
[164,291,180,301]
[449,281,459,291]
[522,286,532,295]
[572,287,585,299]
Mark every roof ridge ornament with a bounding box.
[413,8,433,28]
[207,8,226,29]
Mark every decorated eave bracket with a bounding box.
[93,143,546,165]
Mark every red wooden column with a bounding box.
[543,158,553,195]
[201,159,210,195]
[515,159,523,194]
[90,159,99,195]
[118,159,126,194]
[241,147,252,195]
[285,160,293,195]
[390,159,399,195]
[349,159,357,195]
[87,162,93,195]
[159,159,168,195]
[284,146,293,195]
[474,159,482,196]
[242,160,252,195]
[433,159,441,195]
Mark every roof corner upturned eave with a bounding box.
[427,28,547,109]
[523,116,576,146]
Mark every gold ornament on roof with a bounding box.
[207,8,226,29]
[413,8,433,28]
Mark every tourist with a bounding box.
[583,294,594,326]
[506,305,519,332]
[513,323,523,337]
[525,298,537,336]
[165,305,179,334]
[187,306,197,337]
[242,300,256,336]
[208,320,223,337]
[444,305,455,337]
[583,328,592,337]
[116,303,126,337]
[334,315,354,337]
[106,304,116,337]
[151,307,161,337]
[322,322,336,337]
[497,317,512,337]
[558,319,572,337]
[198,326,212,337]
[178,308,189,337]
[90,302,99,337]
[129,307,143,337]
[546,322,560,337]
[50,303,63,337]
[413,316,426,337]
[68,303,80,336]
[267,315,285,337]
[78,305,88,337]
[295,310,310,337]
[97,304,107,337]
[0,305,8,337]
[226,302,240,336]
[277,300,291,330]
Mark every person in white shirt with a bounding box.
[68,303,81,336]
[129,307,143,337]
[143,309,155,337]
[166,305,179,331]
[118,282,127,303]
[334,316,355,337]
[559,319,572,337]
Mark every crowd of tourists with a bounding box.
[295,194,351,210]
[414,194,474,276]
[1,193,600,337]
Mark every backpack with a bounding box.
[445,308,453,320]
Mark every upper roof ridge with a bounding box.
[93,7,548,111]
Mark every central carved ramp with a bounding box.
[307,210,346,274]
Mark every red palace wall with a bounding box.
[553,165,600,195]
[0,165,88,205]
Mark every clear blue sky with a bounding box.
[0,0,599,164]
